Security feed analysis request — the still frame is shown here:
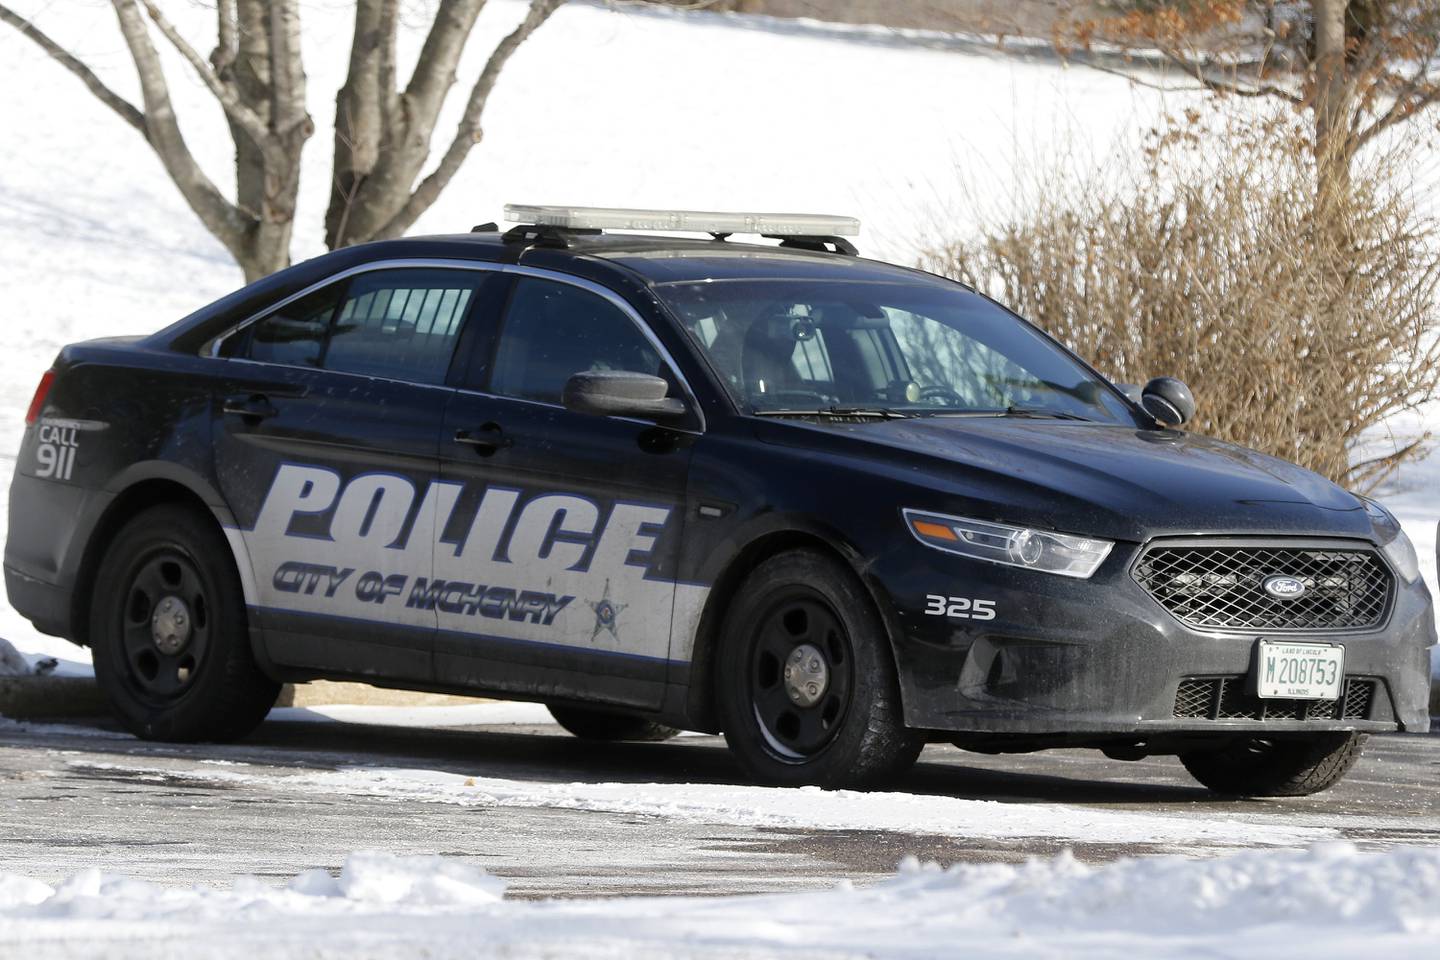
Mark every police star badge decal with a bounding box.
[588,579,628,642]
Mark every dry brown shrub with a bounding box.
[920,109,1440,492]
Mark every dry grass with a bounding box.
[921,109,1440,492]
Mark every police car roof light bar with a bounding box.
[503,204,861,239]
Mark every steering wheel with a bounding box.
[918,386,964,406]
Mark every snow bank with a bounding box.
[266,700,558,727]
[1,844,1436,959]
[66,758,1334,850]
[0,851,501,924]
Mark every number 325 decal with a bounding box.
[924,595,996,620]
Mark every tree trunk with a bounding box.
[325,0,488,249]
[326,0,398,248]
[1311,0,1353,206]
[326,0,559,249]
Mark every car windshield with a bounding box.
[656,278,1135,422]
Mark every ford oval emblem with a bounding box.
[1263,575,1307,599]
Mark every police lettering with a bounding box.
[405,578,572,624]
[253,464,671,574]
[273,561,353,597]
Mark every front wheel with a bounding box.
[89,504,280,741]
[715,549,922,788]
[1179,733,1367,797]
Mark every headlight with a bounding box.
[1363,498,1421,584]
[903,509,1113,579]
[1382,533,1422,584]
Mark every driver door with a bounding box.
[433,274,699,709]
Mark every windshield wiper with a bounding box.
[1002,406,1093,422]
[751,406,913,420]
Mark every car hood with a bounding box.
[761,417,1373,543]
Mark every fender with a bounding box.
[672,510,911,732]
[72,460,279,676]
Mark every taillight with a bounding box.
[25,369,56,426]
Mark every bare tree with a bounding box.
[0,0,562,281]
[1055,1,1440,202]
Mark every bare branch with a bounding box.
[1081,57,1208,94]
[1157,47,1304,104]
[1355,85,1440,149]
[0,3,146,136]
[378,0,398,130]
[266,0,309,136]
[212,0,237,75]
[376,0,561,240]
[1353,30,1440,151]
[401,0,486,142]
[138,0,279,161]
[110,0,249,249]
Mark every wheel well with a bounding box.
[69,479,220,648]
[683,529,898,732]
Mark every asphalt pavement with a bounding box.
[1,715,1436,897]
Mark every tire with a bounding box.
[547,704,680,742]
[89,503,280,741]
[715,549,923,788]
[1179,733,1367,797]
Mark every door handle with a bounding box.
[222,393,279,421]
[454,422,509,454]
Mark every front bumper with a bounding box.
[875,539,1435,737]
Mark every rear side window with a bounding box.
[489,277,663,404]
[225,268,490,385]
[238,287,338,367]
[324,271,478,385]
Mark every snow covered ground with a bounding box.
[2,844,1437,959]
[57,753,1334,851]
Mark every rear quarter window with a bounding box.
[219,268,494,386]
[226,287,339,367]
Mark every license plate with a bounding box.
[1254,641,1345,700]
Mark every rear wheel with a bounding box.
[89,504,279,741]
[715,549,922,788]
[547,705,679,742]
[1179,733,1366,797]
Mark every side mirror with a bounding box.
[562,371,687,422]
[1140,376,1195,427]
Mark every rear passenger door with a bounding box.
[433,273,700,710]
[212,266,507,683]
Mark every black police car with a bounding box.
[7,205,1433,796]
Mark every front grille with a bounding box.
[1134,544,1391,631]
[1172,676,1376,721]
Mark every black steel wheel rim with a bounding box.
[115,546,213,704]
[748,592,853,762]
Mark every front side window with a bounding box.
[224,269,485,385]
[489,277,664,404]
[659,278,1134,423]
